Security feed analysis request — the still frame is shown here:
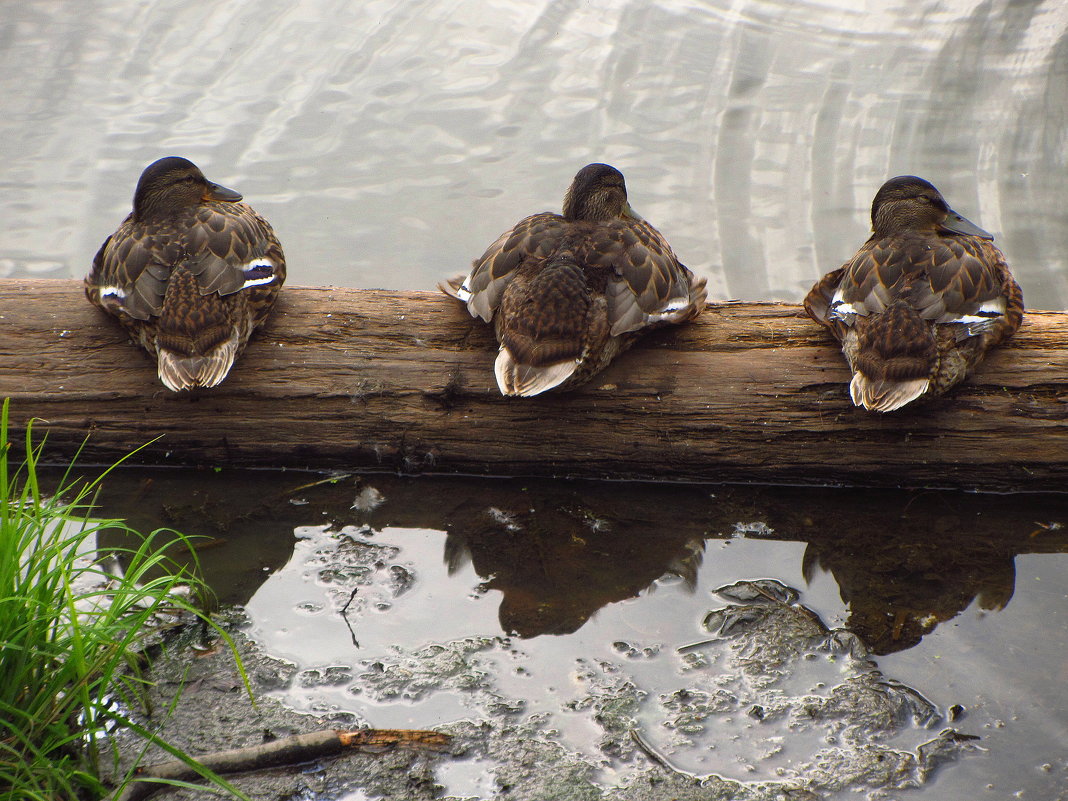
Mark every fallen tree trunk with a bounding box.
[2,278,1066,491]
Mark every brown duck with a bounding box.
[85,156,285,391]
[804,175,1023,412]
[442,163,707,396]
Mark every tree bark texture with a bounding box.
[2,279,1066,491]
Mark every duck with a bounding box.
[804,175,1023,412]
[441,163,707,396]
[85,156,286,391]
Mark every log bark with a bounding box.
[2,278,1066,491]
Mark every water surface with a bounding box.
[92,469,1068,799]
[9,3,1068,796]
[1,0,1066,306]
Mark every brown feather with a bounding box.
[446,163,706,396]
[85,157,285,391]
[804,176,1023,411]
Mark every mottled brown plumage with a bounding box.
[85,157,285,391]
[804,176,1023,412]
[442,163,707,396]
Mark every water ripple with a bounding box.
[0,0,1064,302]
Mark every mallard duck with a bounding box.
[85,156,285,391]
[442,163,707,396]
[804,175,1023,412]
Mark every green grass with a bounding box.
[0,400,247,801]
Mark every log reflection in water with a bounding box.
[88,470,1068,651]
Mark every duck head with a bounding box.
[562,163,637,223]
[132,156,243,222]
[870,175,993,240]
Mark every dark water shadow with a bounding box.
[84,468,1068,656]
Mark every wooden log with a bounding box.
[1,278,1066,491]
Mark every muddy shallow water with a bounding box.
[91,468,1068,799]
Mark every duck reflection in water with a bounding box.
[795,492,1066,655]
[93,472,1068,652]
[440,490,707,638]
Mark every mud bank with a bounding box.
[115,585,976,801]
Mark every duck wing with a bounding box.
[807,235,1001,324]
[86,204,284,322]
[819,234,1018,323]
[455,212,705,336]
[86,216,186,321]
[181,203,285,297]
[453,212,567,322]
[907,237,1022,341]
[595,218,706,337]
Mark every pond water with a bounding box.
[7,1,1068,798]
[91,468,1068,800]
[2,0,1067,307]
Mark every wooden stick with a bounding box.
[109,728,450,801]
[3,279,1067,491]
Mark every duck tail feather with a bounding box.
[849,372,929,413]
[494,347,577,397]
[438,275,469,301]
[156,329,240,391]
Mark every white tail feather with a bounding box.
[849,372,929,413]
[494,347,578,397]
[438,275,469,301]
[156,329,240,391]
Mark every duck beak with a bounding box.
[622,201,642,221]
[941,208,993,240]
[205,181,243,203]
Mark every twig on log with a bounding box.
[109,727,451,801]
